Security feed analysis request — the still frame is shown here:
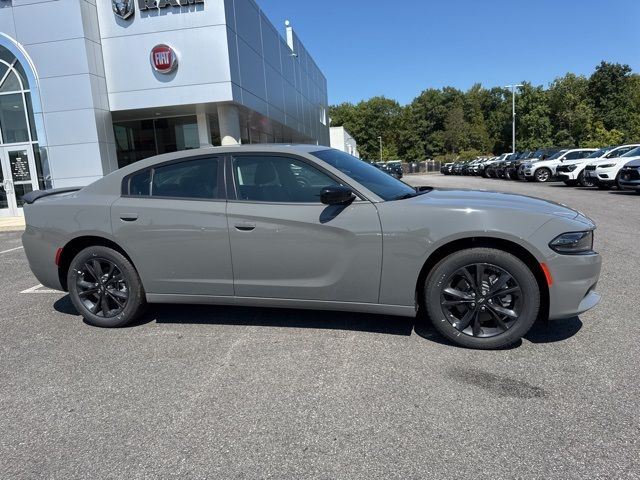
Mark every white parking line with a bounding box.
[20,284,60,294]
[0,246,23,254]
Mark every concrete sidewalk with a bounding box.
[0,216,25,232]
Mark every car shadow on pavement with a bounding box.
[53,296,582,346]
[608,190,639,195]
[53,295,415,337]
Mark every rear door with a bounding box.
[111,155,233,296]
[225,153,383,303]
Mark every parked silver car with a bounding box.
[22,145,602,349]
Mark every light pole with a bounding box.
[505,84,523,153]
[377,136,383,161]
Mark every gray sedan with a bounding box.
[22,145,602,349]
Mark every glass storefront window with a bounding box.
[155,116,199,154]
[114,116,200,168]
[0,93,29,143]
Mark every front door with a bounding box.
[0,145,38,217]
[226,154,383,303]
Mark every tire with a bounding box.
[67,246,146,328]
[424,248,540,349]
[563,180,578,187]
[577,171,594,187]
[534,168,552,183]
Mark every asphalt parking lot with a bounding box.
[1,176,639,479]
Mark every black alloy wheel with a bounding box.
[425,248,540,349]
[75,258,129,318]
[578,171,594,187]
[440,263,522,338]
[68,246,146,328]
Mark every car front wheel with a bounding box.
[424,248,540,349]
[534,168,552,182]
[67,246,146,328]
[578,171,594,187]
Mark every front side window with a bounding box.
[127,157,219,199]
[608,147,636,158]
[312,149,416,201]
[565,151,587,160]
[232,156,338,203]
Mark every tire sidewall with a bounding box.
[425,248,540,349]
[67,246,145,328]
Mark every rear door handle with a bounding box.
[120,213,138,222]
[234,222,256,232]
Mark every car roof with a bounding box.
[115,144,332,176]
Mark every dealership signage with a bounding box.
[151,45,178,74]
[113,0,204,20]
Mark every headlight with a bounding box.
[598,164,615,169]
[549,231,594,254]
[567,165,577,172]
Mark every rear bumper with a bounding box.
[22,226,64,291]
[547,252,602,320]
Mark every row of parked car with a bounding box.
[440,144,640,192]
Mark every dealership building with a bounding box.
[0,0,329,216]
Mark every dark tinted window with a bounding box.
[312,149,416,201]
[129,169,151,196]
[151,158,219,199]
[233,156,338,203]
[565,151,587,160]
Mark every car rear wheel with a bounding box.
[424,248,540,349]
[67,246,146,328]
[578,171,594,187]
[534,168,552,182]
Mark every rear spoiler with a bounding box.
[22,187,82,205]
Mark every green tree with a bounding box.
[587,62,634,132]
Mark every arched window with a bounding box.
[0,45,37,144]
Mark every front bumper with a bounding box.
[556,170,579,181]
[546,252,602,320]
[619,178,640,191]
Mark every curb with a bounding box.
[0,226,25,233]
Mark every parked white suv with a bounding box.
[521,148,597,182]
[584,145,640,189]
[557,144,640,187]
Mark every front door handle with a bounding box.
[120,213,138,222]
[235,222,256,232]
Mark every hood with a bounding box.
[586,157,636,167]
[409,188,580,219]
[622,158,640,168]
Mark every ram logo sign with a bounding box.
[138,0,204,10]
[112,0,134,19]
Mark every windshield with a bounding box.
[586,148,609,159]
[622,146,640,157]
[546,150,567,160]
[312,149,417,201]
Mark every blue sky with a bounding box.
[259,0,640,105]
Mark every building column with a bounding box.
[217,104,241,145]
[196,110,212,147]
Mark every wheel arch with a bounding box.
[415,237,549,321]
[58,235,135,291]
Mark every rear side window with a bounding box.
[126,157,220,199]
[129,170,151,196]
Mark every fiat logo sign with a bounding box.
[151,44,178,74]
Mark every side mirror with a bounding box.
[321,185,355,205]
